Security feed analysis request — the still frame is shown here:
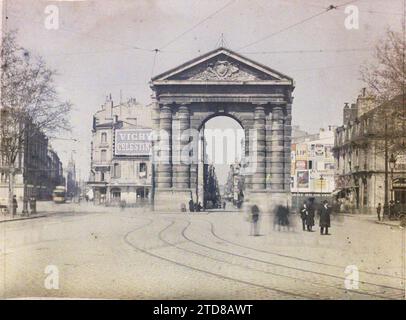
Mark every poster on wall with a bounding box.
[295,160,307,170]
[297,171,309,188]
[114,129,152,156]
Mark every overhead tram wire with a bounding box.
[240,47,373,55]
[238,0,361,51]
[158,0,236,51]
[6,10,154,54]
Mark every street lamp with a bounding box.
[389,154,397,203]
[320,174,324,195]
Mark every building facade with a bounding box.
[87,96,153,206]
[333,89,406,213]
[291,127,336,195]
[0,116,64,203]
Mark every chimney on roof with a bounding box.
[104,94,113,120]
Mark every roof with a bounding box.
[151,47,294,85]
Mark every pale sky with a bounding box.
[3,0,403,181]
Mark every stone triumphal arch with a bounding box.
[150,47,294,212]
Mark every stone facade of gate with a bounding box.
[150,48,294,212]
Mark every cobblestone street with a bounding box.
[0,203,405,300]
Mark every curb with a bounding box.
[375,220,401,228]
[0,214,48,223]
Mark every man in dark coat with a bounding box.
[300,201,308,231]
[306,202,315,232]
[319,200,331,235]
[189,199,194,212]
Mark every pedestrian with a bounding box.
[29,196,36,215]
[250,204,260,236]
[189,199,194,212]
[119,200,126,211]
[222,200,226,210]
[394,201,401,219]
[389,200,395,219]
[319,200,331,235]
[376,203,382,221]
[300,201,308,231]
[276,205,289,231]
[12,195,18,216]
[306,202,315,232]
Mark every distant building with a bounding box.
[87,95,153,206]
[65,157,78,199]
[47,147,65,193]
[333,89,406,213]
[224,162,245,207]
[291,126,336,206]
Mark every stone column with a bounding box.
[265,110,273,189]
[173,104,190,189]
[156,104,172,188]
[251,105,266,190]
[268,105,284,190]
[151,96,160,190]
[283,104,292,191]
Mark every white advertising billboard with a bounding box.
[114,129,152,156]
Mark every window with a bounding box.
[101,132,107,143]
[139,162,147,178]
[101,149,107,162]
[100,171,105,182]
[113,163,121,178]
[308,160,313,170]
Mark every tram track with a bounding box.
[158,219,398,299]
[203,216,406,282]
[180,218,403,299]
[123,216,402,299]
[123,217,309,299]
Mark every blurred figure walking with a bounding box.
[250,204,260,236]
[376,203,382,221]
[275,204,290,231]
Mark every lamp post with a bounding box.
[320,174,324,196]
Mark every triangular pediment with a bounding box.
[152,47,293,84]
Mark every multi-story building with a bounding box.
[0,112,64,203]
[47,147,65,196]
[333,89,406,213]
[87,95,153,206]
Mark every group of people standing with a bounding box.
[248,199,332,236]
[300,200,331,235]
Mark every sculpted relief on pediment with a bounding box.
[178,60,265,81]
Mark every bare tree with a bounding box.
[360,29,406,152]
[0,31,72,215]
[361,29,406,103]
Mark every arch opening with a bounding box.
[196,115,246,210]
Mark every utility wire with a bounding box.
[6,10,154,53]
[241,47,373,54]
[238,0,360,51]
[159,0,236,50]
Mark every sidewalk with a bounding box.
[340,212,403,228]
